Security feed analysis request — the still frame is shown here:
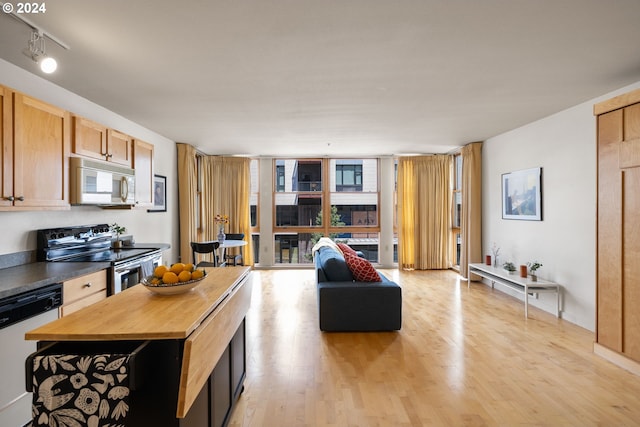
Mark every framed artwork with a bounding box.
[148,174,166,212]
[502,167,542,221]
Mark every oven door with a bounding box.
[111,252,162,295]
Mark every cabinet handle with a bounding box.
[16,196,25,201]
[4,196,14,201]
[107,153,113,159]
[83,282,92,288]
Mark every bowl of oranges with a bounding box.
[141,262,207,295]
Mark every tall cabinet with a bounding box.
[594,87,640,372]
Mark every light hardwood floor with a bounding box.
[228,269,640,427]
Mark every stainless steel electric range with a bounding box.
[37,224,164,295]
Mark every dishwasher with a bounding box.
[0,283,62,427]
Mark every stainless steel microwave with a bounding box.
[70,157,135,206]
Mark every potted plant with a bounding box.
[503,261,516,274]
[527,261,543,281]
[111,223,126,249]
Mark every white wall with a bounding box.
[0,59,180,263]
[483,80,640,331]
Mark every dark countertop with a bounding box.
[0,243,170,300]
[0,261,110,300]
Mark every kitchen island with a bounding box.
[25,266,252,427]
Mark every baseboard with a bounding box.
[593,343,640,376]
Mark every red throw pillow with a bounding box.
[343,251,382,282]
[337,242,357,255]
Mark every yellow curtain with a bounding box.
[177,145,252,266]
[176,143,199,264]
[201,156,253,266]
[398,155,453,270]
[459,142,483,279]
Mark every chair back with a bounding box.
[191,241,220,267]
[222,234,245,266]
[224,233,245,241]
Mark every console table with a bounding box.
[468,263,561,318]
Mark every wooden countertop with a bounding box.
[25,266,251,341]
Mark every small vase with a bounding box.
[520,265,528,278]
[217,228,226,243]
[113,240,123,249]
[486,255,492,266]
[531,274,537,282]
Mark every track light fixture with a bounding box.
[1,2,70,74]
[23,30,57,73]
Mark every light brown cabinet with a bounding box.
[60,270,108,317]
[72,115,132,167]
[595,87,640,370]
[0,86,12,209]
[0,86,70,210]
[107,129,132,167]
[133,138,154,207]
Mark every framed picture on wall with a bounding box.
[148,174,166,212]
[502,167,542,221]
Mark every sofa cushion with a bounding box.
[317,247,354,282]
[337,242,357,255]
[343,251,382,282]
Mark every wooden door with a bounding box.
[72,116,108,161]
[107,129,132,167]
[0,86,13,208]
[133,139,154,207]
[597,97,640,362]
[622,103,640,361]
[13,93,70,209]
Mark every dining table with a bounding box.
[216,240,247,266]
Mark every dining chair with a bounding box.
[222,233,244,266]
[191,241,220,268]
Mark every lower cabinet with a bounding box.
[27,319,246,427]
[60,270,107,317]
[182,320,246,427]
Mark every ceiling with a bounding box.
[1,0,639,157]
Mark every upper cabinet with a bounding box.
[133,139,154,207]
[107,129,132,167]
[0,86,12,208]
[0,84,156,211]
[73,116,132,167]
[1,87,70,210]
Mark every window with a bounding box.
[250,159,260,264]
[273,158,379,264]
[452,154,462,268]
[336,162,363,192]
[275,162,285,192]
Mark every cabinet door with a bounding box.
[211,346,231,427]
[230,320,245,401]
[72,116,108,161]
[0,86,13,208]
[107,129,132,167]
[13,92,70,209]
[597,102,640,363]
[133,139,154,207]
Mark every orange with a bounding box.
[170,263,185,274]
[178,270,192,282]
[162,271,179,284]
[183,263,194,272]
[191,269,204,280]
[154,265,168,278]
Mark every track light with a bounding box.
[23,30,57,73]
[1,3,70,74]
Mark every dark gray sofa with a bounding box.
[315,245,402,332]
